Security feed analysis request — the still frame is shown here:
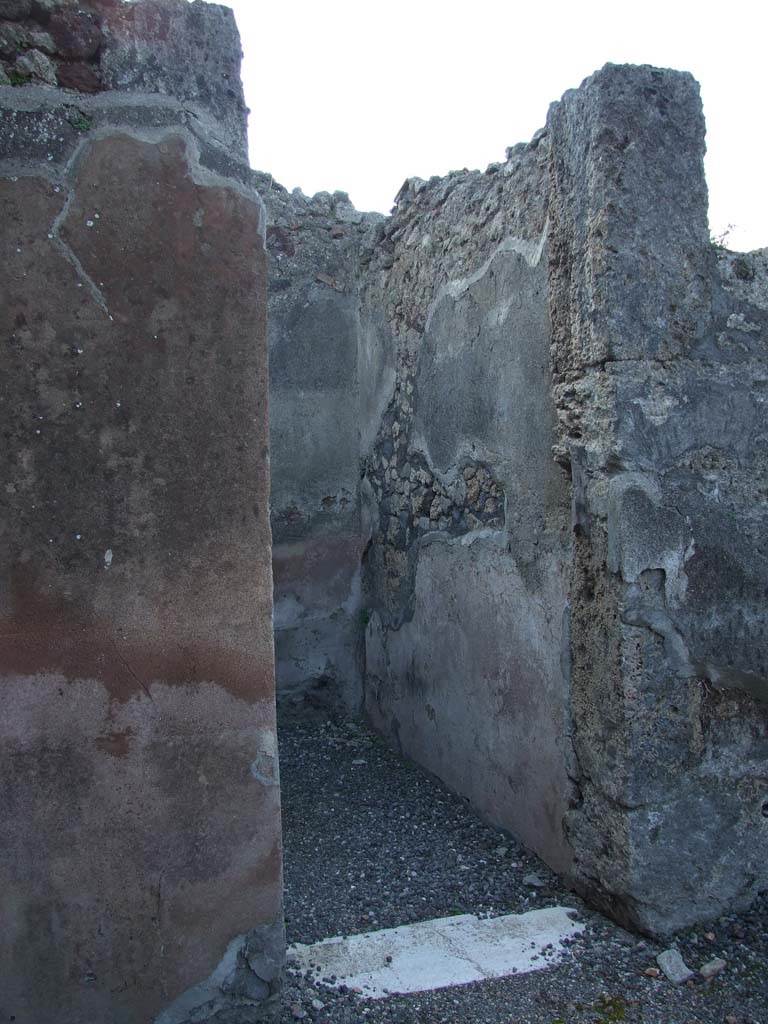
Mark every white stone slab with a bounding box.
[287,906,584,999]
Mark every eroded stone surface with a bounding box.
[263,62,767,937]
[98,0,248,158]
[547,64,768,935]
[0,0,247,157]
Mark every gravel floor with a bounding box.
[277,711,768,1024]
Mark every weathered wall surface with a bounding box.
[547,64,768,935]
[353,64,768,934]
[263,63,767,936]
[5,9,762,992]
[0,0,248,154]
[0,5,283,1022]
[259,180,378,711]
[359,153,577,874]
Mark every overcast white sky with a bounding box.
[223,0,766,252]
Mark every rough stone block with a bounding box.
[0,0,32,20]
[49,6,103,58]
[98,0,249,159]
[656,949,695,985]
[548,64,768,935]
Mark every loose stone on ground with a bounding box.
[656,949,695,985]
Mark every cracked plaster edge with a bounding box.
[423,223,549,334]
[155,920,285,1024]
[1,121,268,322]
[155,933,247,1024]
[0,82,243,160]
[0,90,267,241]
[48,175,111,316]
[417,526,506,550]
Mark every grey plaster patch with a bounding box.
[156,922,284,1024]
[606,475,694,600]
[423,229,547,333]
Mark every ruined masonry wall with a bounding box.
[259,177,380,711]
[547,65,768,935]
[0,3,283,1022]
[265,64,768,938]
[2,1,766,990]
[0,0,247,156]
[358,143,576,876]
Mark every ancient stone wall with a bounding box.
[0,0,247,155]
[3,3,765,1002]
[259,179,378,711]
[266,63,767,937]
[358,146,577,876]
[0,2,283,1021]
[547,64,768,935]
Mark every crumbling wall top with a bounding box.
[0,0,248,157]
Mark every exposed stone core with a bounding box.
[547,64,768,935]
[0,0,247,155]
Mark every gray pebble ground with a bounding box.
[277,712,767,1024]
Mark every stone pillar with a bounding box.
[0,3,284,1022]
[547,64,768,935]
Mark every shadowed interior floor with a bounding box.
[278,711,768,1024]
